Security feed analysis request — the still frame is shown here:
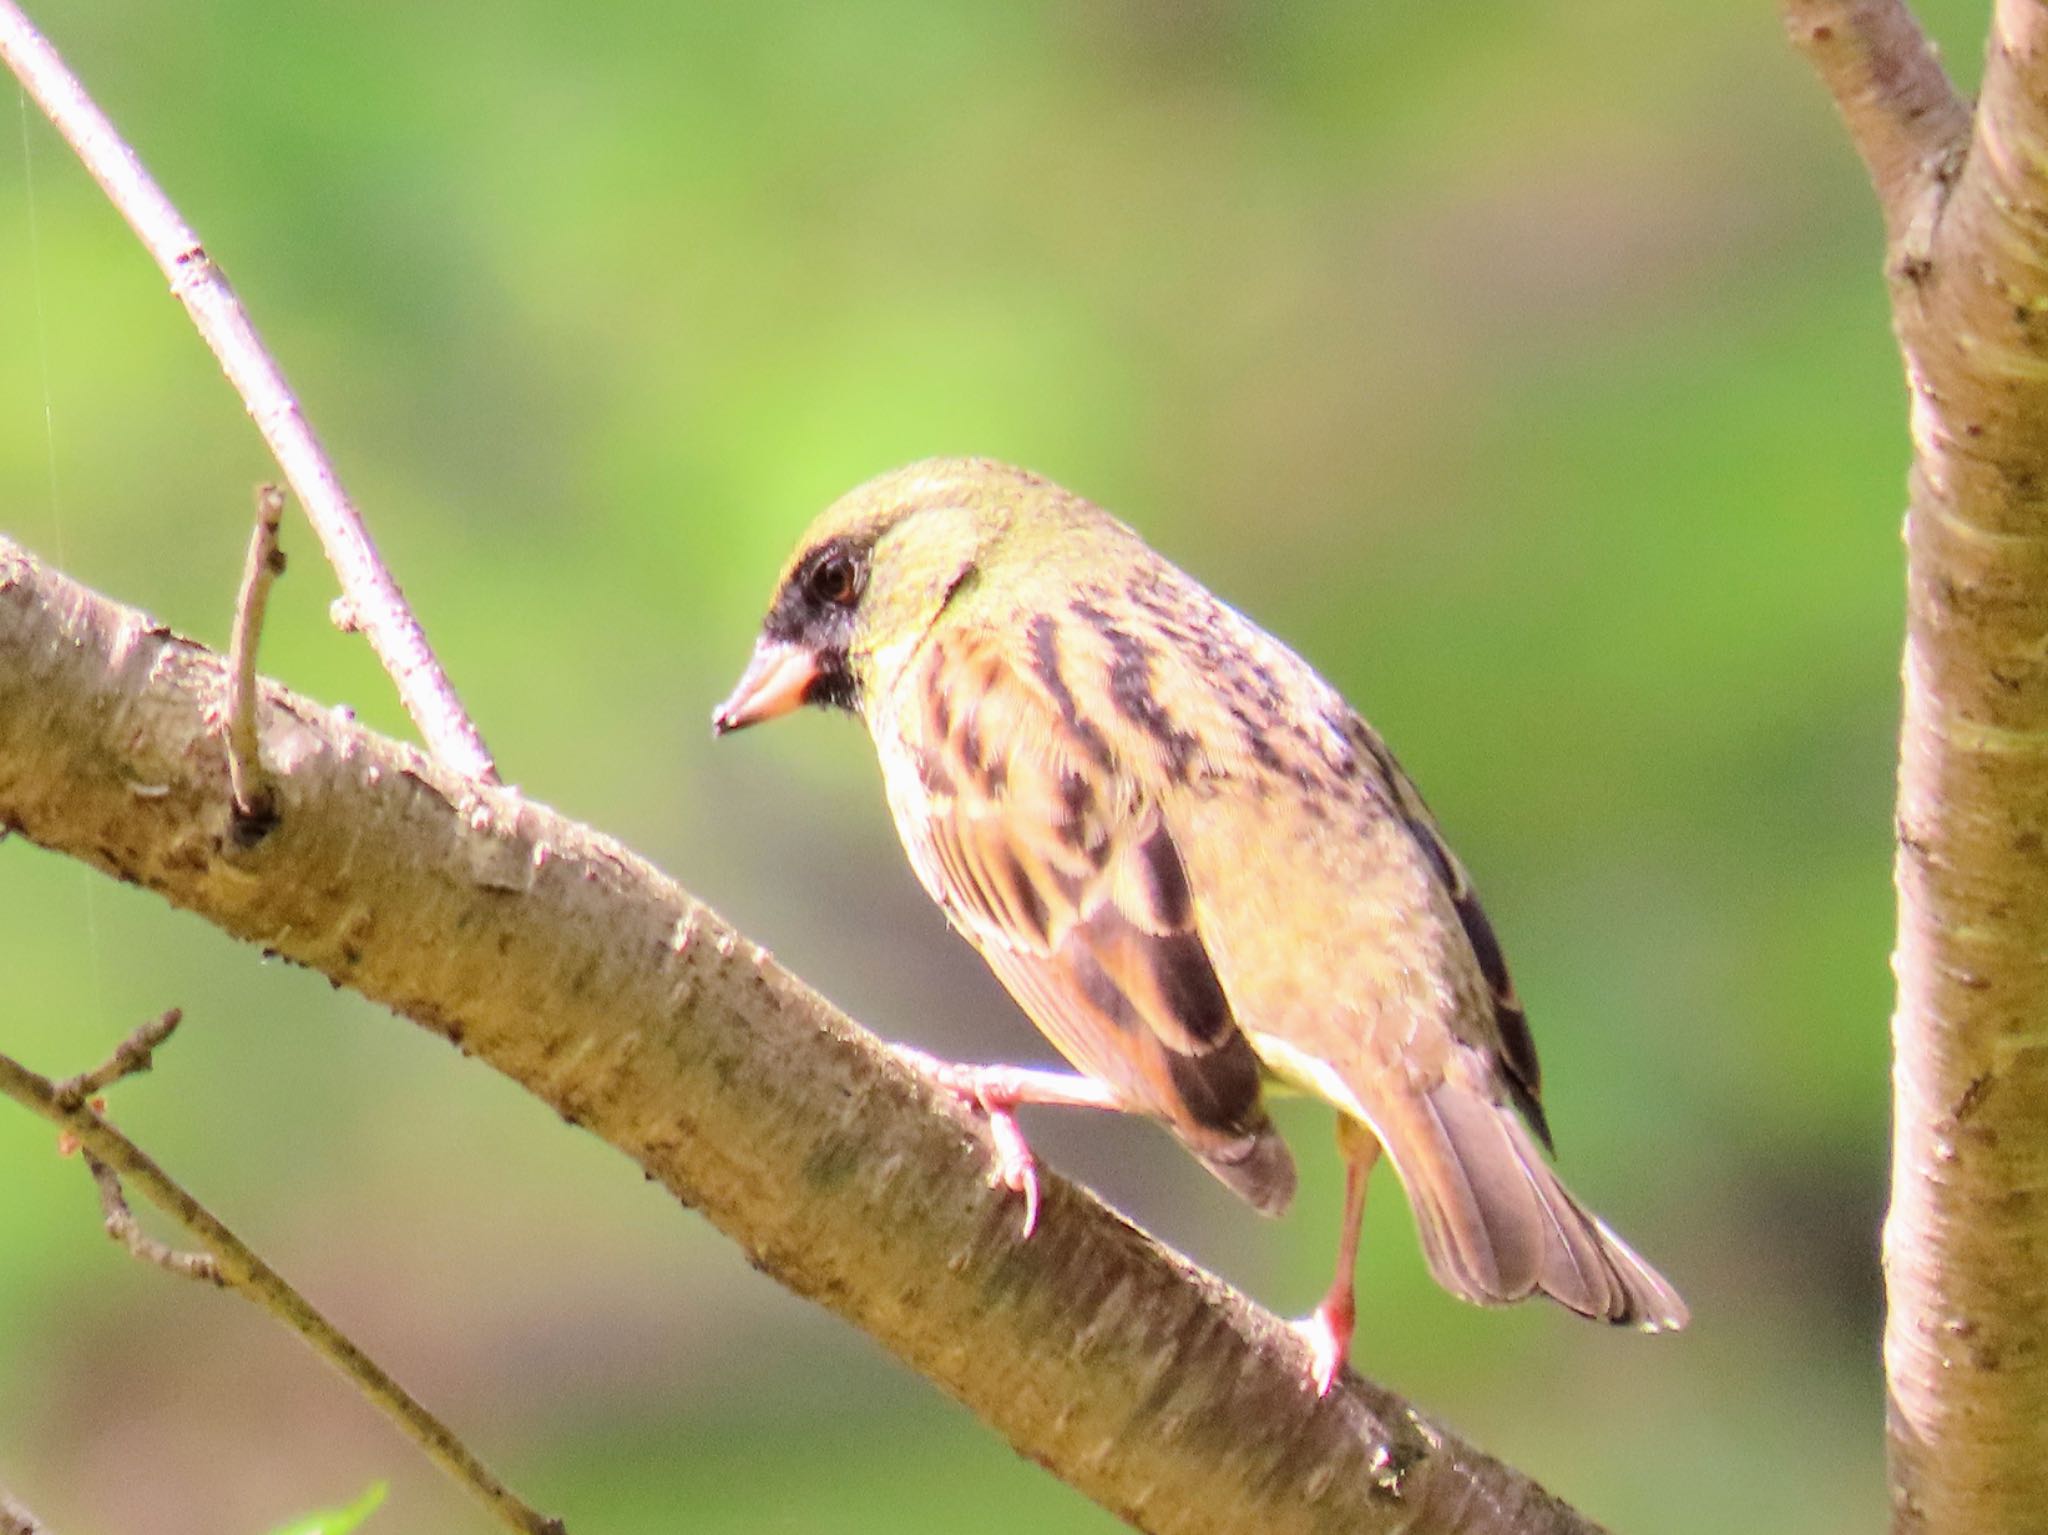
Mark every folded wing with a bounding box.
[886,626,1296,1214]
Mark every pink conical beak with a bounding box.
[712,640,821,735]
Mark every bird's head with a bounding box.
[713,457,1070,733]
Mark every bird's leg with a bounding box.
[1297,1118,1382,1396]
[895,1046,1123,1237]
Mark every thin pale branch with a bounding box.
[0,1039,564,1535]
[0,535,1630,1535]
[0,1,499,785]
[1780,0,1970,246]
[224,486,285,835]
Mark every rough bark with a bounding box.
[1787,2,2048,1530]
[0,534,1614,1535]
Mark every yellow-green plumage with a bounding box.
[720,457,1686,1354]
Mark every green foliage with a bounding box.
[266,1482,388,1535]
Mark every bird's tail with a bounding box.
[1380,1081,1687,1330]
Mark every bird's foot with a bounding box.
[900,1054,1047,1237]
[1293,1291,1355,1398]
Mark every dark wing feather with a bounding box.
[891,628,1296,1213]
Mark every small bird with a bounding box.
[714,457,1686,1393]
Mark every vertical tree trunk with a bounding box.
[1789,3,2048,1529]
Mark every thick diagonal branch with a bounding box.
[0,535,1616,1535]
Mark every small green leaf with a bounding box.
[264,1481,388,1535]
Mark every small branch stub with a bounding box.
[52,1006,181,1109]
[1779,0,1970,246]
[225,486,285,840]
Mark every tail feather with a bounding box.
[1385,1081,1687,1331]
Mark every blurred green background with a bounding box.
[0,2,1974,1530]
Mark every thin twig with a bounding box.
[0,1484,48,1535]
[0,1,499,784]
[51,1006,181,1110]
[0,1048,565,1535]
[81,1153,225,1284]
[225,486,285,837]
[1780,0,1971,244]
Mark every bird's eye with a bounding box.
[807,550,863,608]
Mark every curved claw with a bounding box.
[898,1051,1120,1239]
[981,1102,1041,1237]
[916,1061,1045,1236]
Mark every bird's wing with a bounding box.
[1340,712,1552,1149]
[882,622,1294,1213]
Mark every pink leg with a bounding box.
[896,1047,1123,1237]
[1297,1121,1380,1396]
